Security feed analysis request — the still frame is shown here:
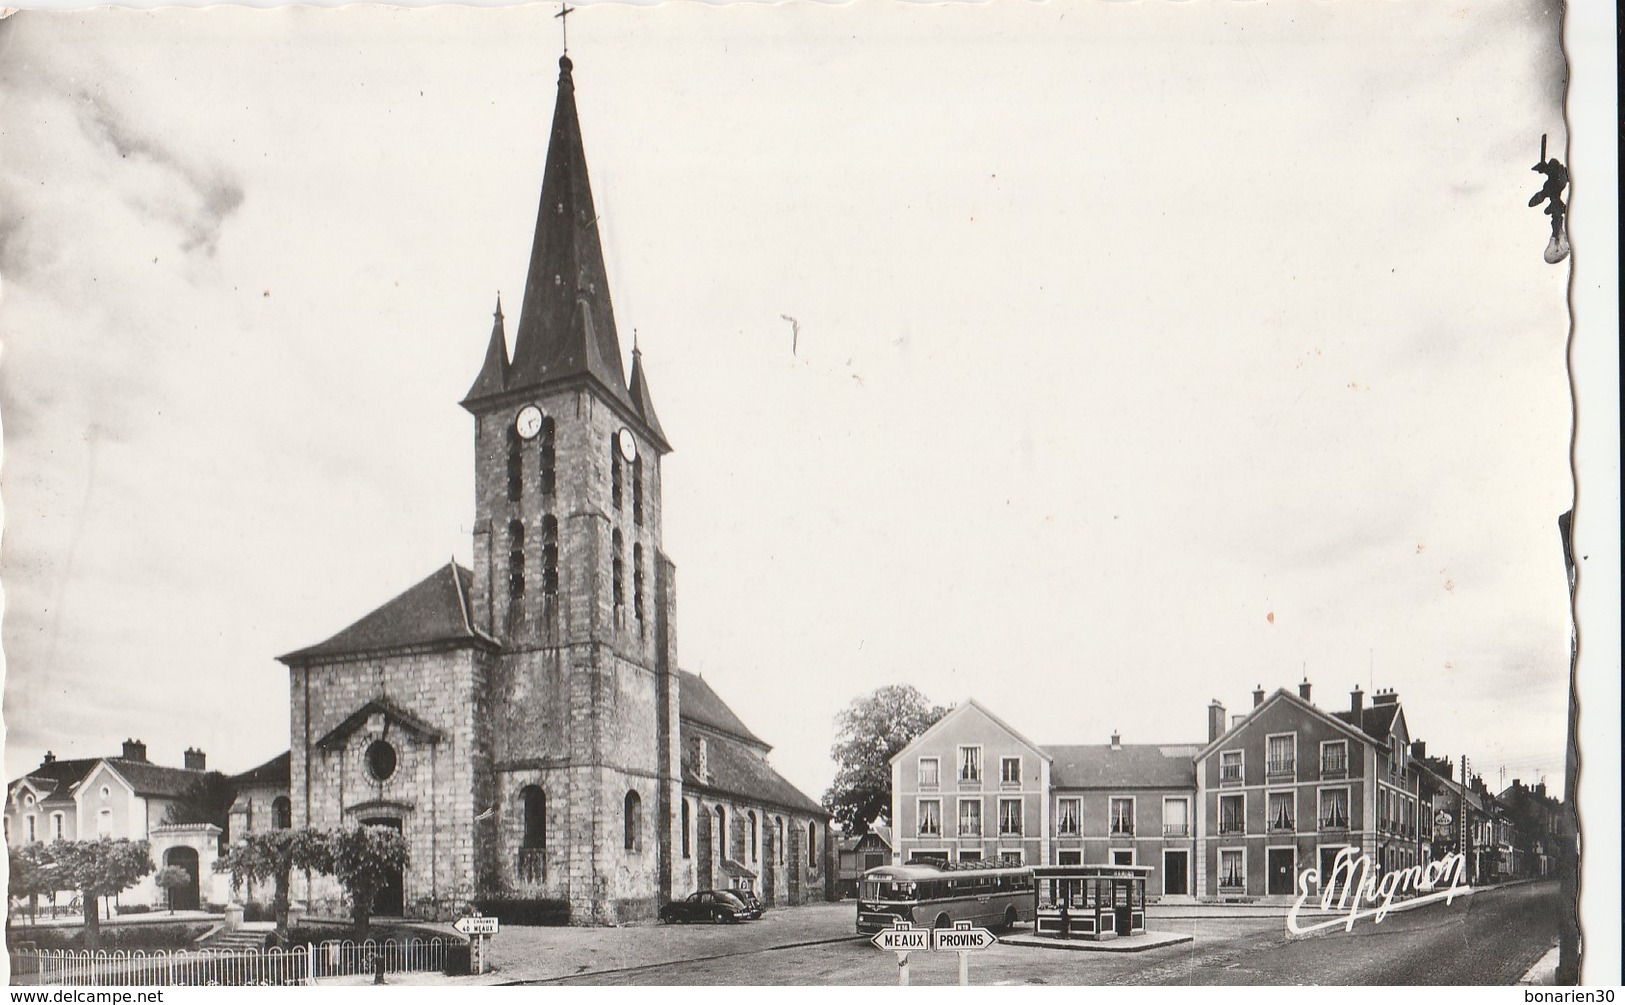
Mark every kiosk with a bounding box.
[1031,864,1153,940]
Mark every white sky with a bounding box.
[0,1,1577,804]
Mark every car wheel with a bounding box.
[1004,907,1019,931]
[713,910,726,924]
[934,913,951,930]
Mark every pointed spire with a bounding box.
[507,55,634,411]
[628,337,669,450]
[463,294,510,404]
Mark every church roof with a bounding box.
[681,724,828,818]
[462,297,510,404]
[678,670,767,749]
[502,56,635,414]
[279,561,497,665]
[229,752,291,789]
[628,346,669,448]
[1044,743,1199,790]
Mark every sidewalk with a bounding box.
[1517,945,1560,985]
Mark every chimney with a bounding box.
[122,738,148,762]
[1350,686,1365,715]
[1372,688,1399,707]
[1207,700,1226,743]
[1252,685,1266,708]
[1411,739,1426,761]
[1109,730,1121,751]
[1230,714,1245,729]
[1298,678,1312,702]
[42,751,56,765]
[184,748,207,771]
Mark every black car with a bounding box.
[733,890,766,917]
[659,890,753,924]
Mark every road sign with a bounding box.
[933,922,997,952]
[870,920,932,953]
[454,915,500,937]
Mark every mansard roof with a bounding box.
[1045,743,1199,790]
[680,723,827,818]
[678,670,768,750]
[278,561,497,665]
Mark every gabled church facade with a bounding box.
[275,55,830,925]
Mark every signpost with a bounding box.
[870,918,998,985]
[454,913,500,975]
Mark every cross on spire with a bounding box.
[555,4,575,55]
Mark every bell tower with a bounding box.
[460,54,681,924]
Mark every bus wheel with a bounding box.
[1003,907,1019,931]
[933,913,951,930]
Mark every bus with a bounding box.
[856,861,1036,934]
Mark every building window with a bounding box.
[1000,757,1021,786]
[1056,798,1081,836]
[366,740,397,782]
[1218,793,1245,835]
[998,798,1022,836]
[1320,788,1350,830]
[716,806,727,858]
[26,815,36,842]
[1267,791,1295,832]
[998,849,1023,867]
[1163,797,1189,837]
[272,796,292,829]
[633,543,645,621]
[1219,849,1245,891]
[958,799,982,837]
[1267,734,1296,777]
[776,818,785,864]
[522,787,546,849]
[624,790,642,852]
[507,428,523,501]
[957,746,982,783]
[918,757,940,788]
[51,812,64,840]
[1321,740,1348,776]
[681,799,691,858]
[541,515,559,596]
[696,737,709,781]
[1109,798,1135,836]
[1220,750,1243,784]
[749,811,759,861]
[611,439,623,508]
[918,799,942,837]
[539,417,556,495]
[508,520,526,600]
[612,529,625,608]
[808,822,817,868]
[633,459,643,527]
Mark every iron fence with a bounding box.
[15,937,451,987]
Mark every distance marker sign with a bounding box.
[454,915,500,937]
[871,921,932,952]
[933,923,997,952]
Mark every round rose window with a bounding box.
[366,740,397,782]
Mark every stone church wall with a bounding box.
[675,790,834,908]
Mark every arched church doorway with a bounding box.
[361,817,405,916]
[164,847,201,912]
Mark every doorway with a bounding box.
[361,818,405,916]
[1267,847,1295,896]
[1163,850,1189,897]
[1112,879,1132,935]
[163,847,200,912]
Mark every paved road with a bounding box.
[535,881,1561,986]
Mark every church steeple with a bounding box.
[627,338,668,447]
[463,295,510,403]
[505,55,634,411]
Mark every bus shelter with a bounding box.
[1031,864,1154,940]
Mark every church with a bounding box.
[266,54,832,925]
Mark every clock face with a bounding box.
[617,427,638,463]
[515,405,543,440]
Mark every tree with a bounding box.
[153,866,191,915]
[309,826,411,941]
[50,838,155,948]
[7,843,59,926]
[822,685,948,835]
[216,828,328,937]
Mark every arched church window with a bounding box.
[272,796,292,829]
[366,740,397,782]
[716,806,727,859]
[633,543,645,622]
[749,811,758,862]
[521,786,546,850]
[610,438,623,509]
[612,529,624,608]
[507,427,523,502]
[808,821,817,867]
[539,417,556,496]
[509,520,526,601]
[776,818,785,865]
[632,459,643,526]
[681,799,691,859]
[541,516,559,596]
[624,790,642,852]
